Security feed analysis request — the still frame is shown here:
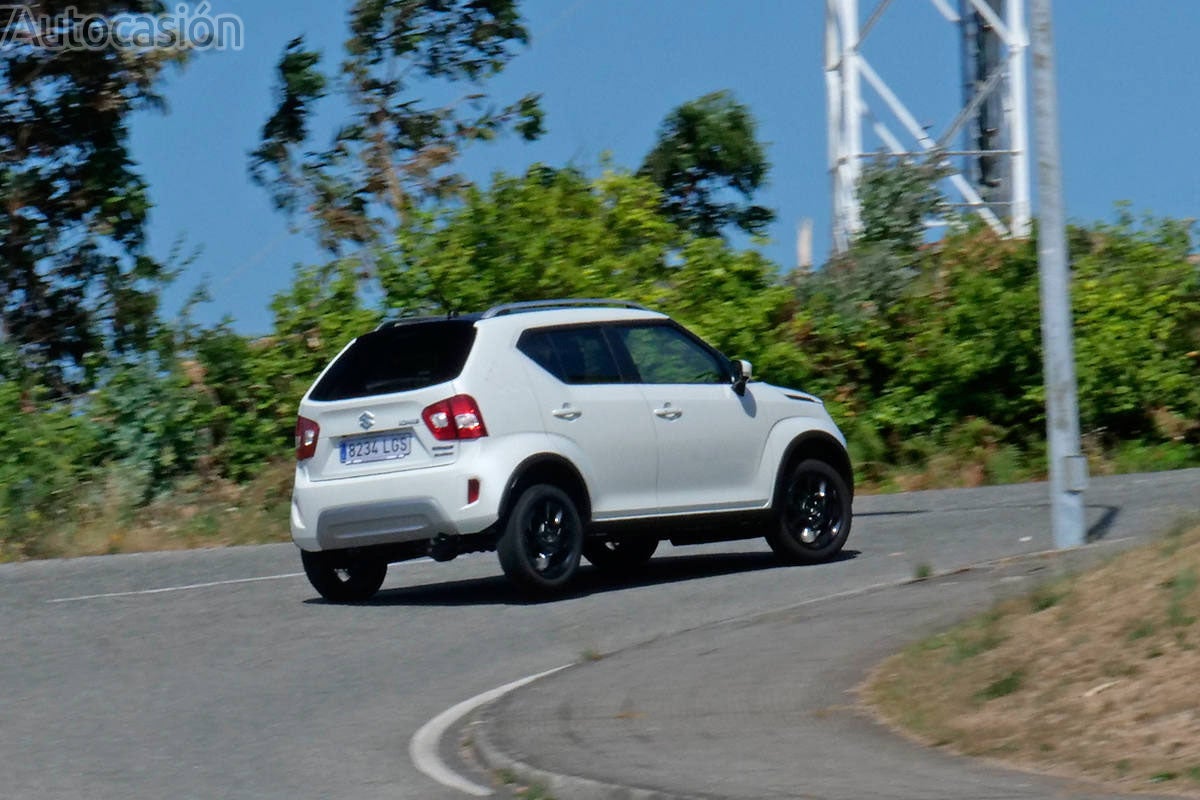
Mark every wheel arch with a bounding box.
[499,454,593,525]
[774,432,855,508]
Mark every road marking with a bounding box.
[410,665,570,797]
[408,538,1149,794]
[46,572,308,603]
[43,554,468,604]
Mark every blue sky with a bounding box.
[131,1,1200,335]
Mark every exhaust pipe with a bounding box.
[428,534,459,563]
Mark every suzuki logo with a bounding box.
[358,411,376,431]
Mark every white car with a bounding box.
[291,299,853,600]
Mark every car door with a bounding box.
[610,322,771,513]
[518,324,659,518]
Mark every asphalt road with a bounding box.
[2,469,1197,800]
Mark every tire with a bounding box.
[582,536,659,571]
[301,550,388,603]
[497,484,583,593]
[766,458,852,564]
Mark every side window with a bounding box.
[615,324,728,384]
[518,326,623,385]
[518,329,561,378]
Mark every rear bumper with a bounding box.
[290,463,501,552]
[311,497,445,550]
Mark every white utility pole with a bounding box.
[1030,0,1087,548]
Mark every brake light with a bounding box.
[422,395,488,441]
[295,416,320,460]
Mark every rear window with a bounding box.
[308,321,477,401]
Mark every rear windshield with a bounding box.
[308,320,477,401]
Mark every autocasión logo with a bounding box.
[0,2,244,52]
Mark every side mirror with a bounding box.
[732,359,752,396]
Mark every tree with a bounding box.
[0,2,188,390]
[379,165,681,314]
[639,90,774,239]
[856,153,948,255]
[812,153,949,310]
[377,164,792,364]
[250,0,544,253]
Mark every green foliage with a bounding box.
[815,154,951,313]
[1071,209,1200,438]
[210,260,382,477]
[380,164,791,362]
[381,165,680,313]
[1029,582,1070,612]
[1165,567,1197,628]
[186,325,285,480]
[0,2,187,390]
[249,36,327,220]
[251,0,543,250]
[1127,621,1156,641]
[857,153,950,256]
[881,234,1044,437]
[0,379,103,559]
[977,669,1024,701]
[787,210,1199,470]
[641,237,795,368]
[267,259,384,380]
[948,615,1007,663]
[1109,440,1199,475]
[90,357,208,499]
[640,90,774,239]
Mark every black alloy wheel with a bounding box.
[498,484,584,593]
[767,458,852,564]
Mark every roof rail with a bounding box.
[480,299,651,319]
[375,311,479,331]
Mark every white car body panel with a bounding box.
[522,359,659,517]
[640,382,772,512]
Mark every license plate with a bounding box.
[339,431,413,465]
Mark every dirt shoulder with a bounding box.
[866,519,1200,795]
[0,462,294,562]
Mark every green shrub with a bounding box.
[0,381,104,559]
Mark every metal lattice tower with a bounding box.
[826,0,1031,253]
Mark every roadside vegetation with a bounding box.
[867,520,1200,794]
[2,1,1198,562]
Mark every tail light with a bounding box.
[422,395,488,441]
[295,416,320,460]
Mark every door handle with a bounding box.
[551,406,583,421]
[654,406,683,420]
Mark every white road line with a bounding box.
[406,540,1145,795]
[43,554,463,604]
[410,665,570,797]
[46,572,307,603]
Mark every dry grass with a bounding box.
[20,461,295,560]
[866,519,1200,794]
[855,440,1198,496]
